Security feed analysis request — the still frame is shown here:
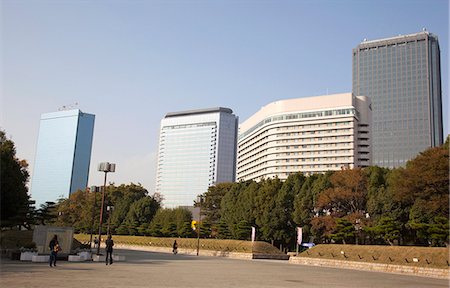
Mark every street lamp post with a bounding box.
[196,195,203,256]
[96,162,116,255]
[106,205,114,236]
[89,186,100,250]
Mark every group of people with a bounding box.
[48,235,179,267]
[48,234,115,267]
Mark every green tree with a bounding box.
[200,183,233,225]
[292,174,320,243]
[220,181,256,238]
[254,177,286,244]
[427,217,449,247]
[36,201,57,225]
[123,196,160,235]
[216,219,232,239]
[330,218,355,244]
[365,166,390,220]
[366,216,401,245]
[108,183,149,231]
[149,207,192,237]
[235,220,252,240]
[0,130,31,229]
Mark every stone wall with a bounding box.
[289,256,449,279]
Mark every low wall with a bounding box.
[289,256,449,279]
[113,244,290,260]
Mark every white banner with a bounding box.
[251,226,256,242]
[297,227,303,245]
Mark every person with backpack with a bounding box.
[48,235,61,267]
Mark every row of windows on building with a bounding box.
[239,109,357,140]
[239,127,354,153]
[238,148,356,171]
[238,120,354,146]
[239,139,354,160]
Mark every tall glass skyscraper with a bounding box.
[31,109,95,206]
[156,107,238,208]
[352,31,443,168]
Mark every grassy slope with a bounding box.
[74,234,284,254]
[299,244,449,269]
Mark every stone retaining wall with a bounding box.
[289,256,449,279]
[114,244,279,260]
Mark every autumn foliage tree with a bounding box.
[388,139,449,246]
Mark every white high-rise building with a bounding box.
[156,107,238,207]
[237,93,371,181]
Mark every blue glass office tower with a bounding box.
[156,107,238,208]
[31,109,95,206]
[353,31,443,168]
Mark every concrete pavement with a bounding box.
[1,249,448,288]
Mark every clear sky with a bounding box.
[1,0,448,201]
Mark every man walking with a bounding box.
[105,235,114,265]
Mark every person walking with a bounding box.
[105,234,114,265]
[172,240,178,255]
[48,235,61,267]
[93,237,99,249]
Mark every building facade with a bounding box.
[352,31,443,168]
[156,107,238,207]
[237,93,371,182]
[31,109,95,206]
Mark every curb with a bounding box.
[289,256,450,279]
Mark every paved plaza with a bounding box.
[1,249,448,288]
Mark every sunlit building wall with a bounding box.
[31,109,95,206]
[237,93,371,181]
[156,107,238,207]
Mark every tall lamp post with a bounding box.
[196,195,204,256]
[89,186,100,250]
[97,162,116,255]
[106,205,114,236]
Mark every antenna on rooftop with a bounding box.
[58,102,79,111]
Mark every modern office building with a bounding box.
[31,109,95,206]
[352,31,443,168]
[156,107,238,207]
[237,93,371,182]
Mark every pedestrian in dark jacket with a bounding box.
[173,240,178,255]
[105,235,114,265]
[49,235,60,267]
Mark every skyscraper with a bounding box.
[352,31,443,168]
[237,93,372,181]
[31,109,95,206]
[156,107,238,208]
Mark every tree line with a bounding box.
[200,138,449,247]
[2,129,448,248]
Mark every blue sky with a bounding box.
[1,0,448,199]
